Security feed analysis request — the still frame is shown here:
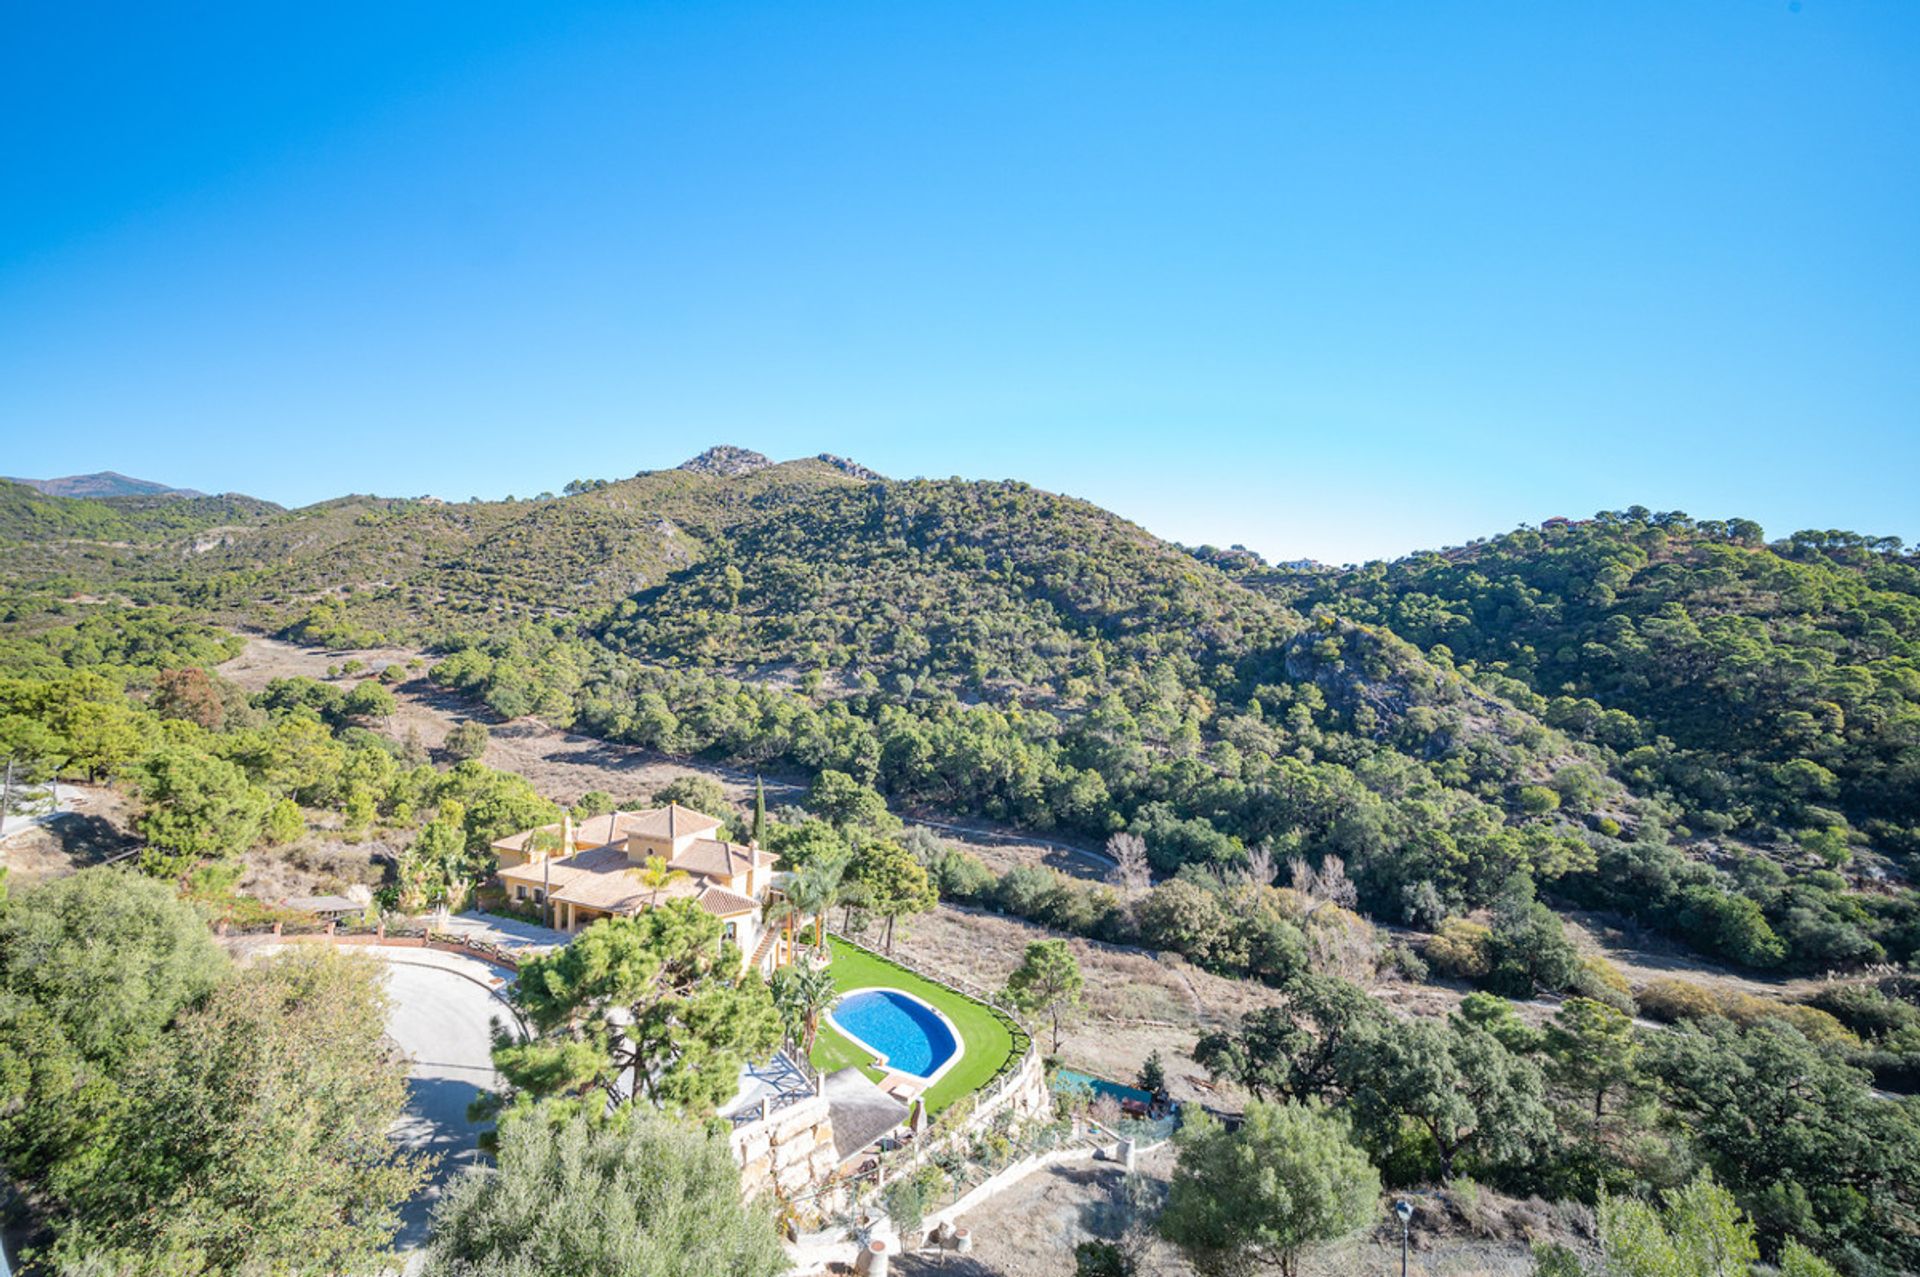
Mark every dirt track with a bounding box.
[219,636,804,810]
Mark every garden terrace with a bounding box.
[810,937,1025,1114]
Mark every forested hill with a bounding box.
[4,463,1916,973]
[1257,512,1920,868]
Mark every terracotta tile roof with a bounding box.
[619,803,724,841]
[491,804,724,853]
[555,872,706,914]
[668,837,761,879]
[697,886,760,917]
[491,822,561,853]
[498,844,629,888]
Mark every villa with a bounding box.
[491,803,789,974]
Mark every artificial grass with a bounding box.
[808,937,1017,1113]
[810,1021,887,1083]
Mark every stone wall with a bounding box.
[732,1095,839,1200]
[969,1047,1050,1128]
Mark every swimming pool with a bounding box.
[827,988,961,1081]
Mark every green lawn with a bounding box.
[808,937,1017,1113]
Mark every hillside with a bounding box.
[4,466,1914,973]
[1258,512,1920,860]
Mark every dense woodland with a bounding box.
[3,460,1920,1273]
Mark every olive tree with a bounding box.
[423,1110,787,1277]
[1160,1101,1379,1277]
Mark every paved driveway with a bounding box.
[376,951,517,1253]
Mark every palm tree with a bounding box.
[779,852,849,959]
[627,855,689,907]
[771,961,838,1057]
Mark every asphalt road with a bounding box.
[379,954,515,1253]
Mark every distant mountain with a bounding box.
[4,471,205,499]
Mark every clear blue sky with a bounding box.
[2,2,1914,563]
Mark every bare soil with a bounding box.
[237,814,391,903]
[1561,909,1838,1000]
[891,1145,1569,1277]
[0,784,141,886]
[219,636,805,812]
[879,903,1283,1108]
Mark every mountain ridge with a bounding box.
[4,470,206,499]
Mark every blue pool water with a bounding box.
[830,989,959,1078]
[1054,1068,1154,1107]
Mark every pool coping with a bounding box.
[825,985,966,1091]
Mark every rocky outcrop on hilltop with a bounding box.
[814,453,884,481]
[678,446,772,477]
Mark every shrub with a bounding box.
[1427,918,1494,980]
[443,720,490,761]
[1636,978,1721,1023]
[1568,955,1635,1014]
[1516,785,1561,815]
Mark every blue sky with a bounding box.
[2,2,1914,563]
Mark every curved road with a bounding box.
[376,952,516,1253]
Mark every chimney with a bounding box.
[560,811,575,854]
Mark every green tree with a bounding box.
[1340,1015,1555,1179]
[1456,991,1545,1055]
[1644,1017,1920,1269]
[53,947,430,1272]
[808,768,895,831]
[1487,891,1583,996]
[132,746,273,878]
[628,853,690,906]
[850,838,937,953]
[1544,997,1640,1131]
[1004,938,1084,1054]
[342,782,378,841]
[1159,1101,1379,1277]
[651,773,734,830]
[492,903,781,1119]
[769,817,846,869]
[1193,973,1384,1103]
[62,697,150,782]
[431,760,560,856]
[1598,1173,1759,1277]
[342,678,397,722]
[0,870,228,1189]
[422,1110,786,1277]
[571,789,617,819]
[399,799,472,910]
[1138,1049,1167,1096]
[265,795,305,844]
[777,846,849,958]
[1777,1239,1843,1277]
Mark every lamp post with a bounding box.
[1394,1199,1414,1277]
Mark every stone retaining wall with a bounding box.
[731,1094,839,1200]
